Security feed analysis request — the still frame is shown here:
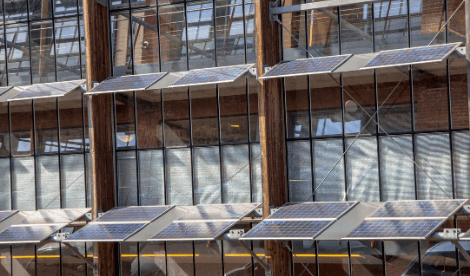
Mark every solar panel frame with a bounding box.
[8,80,86,101]
[177,203,260,221]
[149,221,236,241]
[240,220,334,241]
[369,199,468,219]
[64,223,147,242]
[169,64,254,88]
[266,201,358,220]
[88,73,168,93]
[259,54,352,80]
[361,42,462,70]
[0,224,67,244]
[94,206,173,223]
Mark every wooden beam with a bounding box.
[466,0,470,130]
[255,1,291,275]
[82,0,117,275]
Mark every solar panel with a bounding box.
[19,208,90,225]
[268,202,357,220]
[460,230,470,240]
[241,220,332,240]
[149,221,234,241]
[370,200,467,218]
[65,223,146,242]
[345,219,445,240]
[178,203,259,221]
[0,211,17,222]
[9,80,85,101]
[89,73,167,93]
[95,206,173,223]
[169,64,253,87]
[0,225,66,243]
[361,42,461,69]
[259,55,351,79]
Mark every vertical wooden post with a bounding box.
[466,0,470,130]
[82,0,117,275]
[255,1,291,275]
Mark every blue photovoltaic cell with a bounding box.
[89,73,166,93]
[370,200,467,218]
[345,219,444,239]
[268,202,356,220]
[0,225,64,243]
[10,80,85,100]
[170,64,253,87]
[242,220,332,240]
[95,206,172,222]
[0,211,16,222]
[362,43,460,69]
[65,223,146,241]
[20,208,90,224]
[150,221,234,240]
[178,203,259,221]
[260,55,351,79]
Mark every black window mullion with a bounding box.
[212,0,217,67]
[128,8,135,75]
[56,98,62,208]
[51,0,58,82]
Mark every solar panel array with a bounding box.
[259,55,351,79]
[64,205,173,242]
[0,211,17,222]
[344,199,467,240]
[149,203,260,241]
[240,202,357,240]
[169,64,253,87]
[9,80,85,101]
[89,73,167,93]
[362,42,461,69]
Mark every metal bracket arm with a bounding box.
[237,240,271,275]
[62,242,98,272]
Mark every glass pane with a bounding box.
[251,144,262,203]
[0,103,10,156]
[379,135,415,201]
[341,3,373,54]
[59,89,84,153]
[11,101,33,156]
[219,78,248,143]
[4,0,28,23]
[286,76,309,139]
[453,131,470,199]
[345,137,380,202]
[187,0,215,69]
[115,92,136,150]
[61,154,86,208]
[447,0,466,43]
[140,242,166,275]
[36,155,60,209]
[80,18,86,79]
[61,243,87,275]
[83,84,90,151]
[29,0,52,21]
[110,0,129,10]
[54,0,79,18]
[0,158,11,210]
[245,2,255,63]
[248,78,259,142]
[215,0,246,66]
[317,241,349,276]
[117,151,137,206]
[311,74,342,137]
[409,0,446,46]
[163,87,190,147]
[282,10,307,60]
[307,8,339,57]
[166,241,194,276]
[138,150,164,206]
[190,85,218,145]
[374,0,409,51]
[222,145,250,203]
[121,243,138,276]
[6,23,31,86]
[351,241,383,276]
[313,138,345,201]
[415,133,452,199]
[35,98,59,154]
[12,157,35,210]
[111,11,132,76]
[165,148,193,205]
[223,240,252,275]
[12,244,35,276]
[193,146,221,204]
[412,62,449,131]
[132,8,160,75]
[0,245,11,275]
[37,243,60,275]
[421,238,458,276]
[136,90,163,149]
[159,4,187,72]
[55,18,82,82]
[343,70,376,135]
[287,141,312,202]
[195,240,222,276]
[292,241,316,276]
[384,241,419,276]
[449,54,468,129]
[86,153,92,207]
[377,67,412,133]
[30,21,55,83]
[0,27,7,86]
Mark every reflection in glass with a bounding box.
[195,240,222,275]
[4,0,28,24]
[115,92,136,149]
[121,243,138,276]
[421,238,458,276]
[223,240,252,275]
[55,17,82,82]
[36,155,60,209]
[163,87,190,147]
[31,21,55,84]
[165,148,192,205]
[313,139,345,201]
[0,245,10,275]
[139,242,166,275]
[37,243,60,275]
[374,0,409,51]
[248,78,259,142]
[186,0,215,69]
[219,78,248,143]
[341,3,373,54]
[251,144,262,203]
[111,11,132,76]
[0,27,6,86]
[292,240,316,275]
[0,103,10,156]
[59,89,84,153]
[0,158,11,210]
[54,0,79,18]
[132,8,160,75]
[166,241,194,276]
[139,150,164,206]
[311,74,342,137]
[29,0,52,21]
[34,98,59,154]
[449,54,468,129]
[245,2,256,63]
[6,23,31,86]
[222,145,250,203]
[61,242,87,275]
[12,244,35,276]
[286,76,309,139]
[159,4,187,72]
[287,141,312,202]
[193,146,221,204]
[307,8,339,57]
[191,85,218,145]
[384,241,419,276]
[453,131,470,200]
[12,157,36,211]
[409,0,445,46]
[117,151,138,206]
[282,9,307,60]
[351,241,383,276]
[61,154,86,208]
[136,90,163,148]
[317,240,349,276]
[447,0,466,43]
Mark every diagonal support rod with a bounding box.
[238,240,271,274]
[453,240,470,263]
[62,242,98,272]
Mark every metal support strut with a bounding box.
[237,240,271,275]
[62,242,99,273]
[453,241,470,263]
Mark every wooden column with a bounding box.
[466,0,470,130]
[255,1,291,275]
[82,0,117,275]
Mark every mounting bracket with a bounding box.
[238,240,271,275]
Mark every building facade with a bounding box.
[0,0,467,275]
